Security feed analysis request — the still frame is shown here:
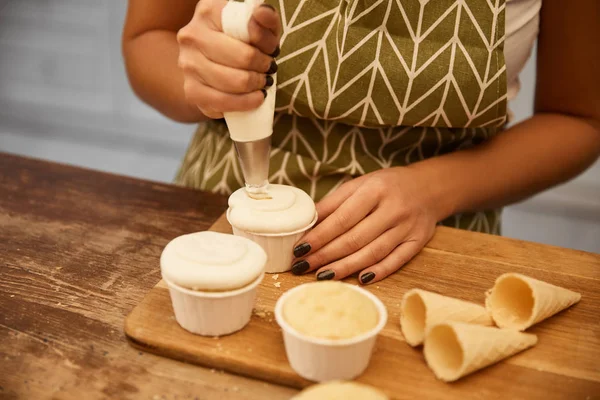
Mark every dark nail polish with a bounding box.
[264,75,274,88]
[260,3,276,11]
[261,89,267,98]
[291,260,310,275]
[270,45,280,58]
[317,270,335,281]
[293,243,311,258]
[266,60,278,74]
[360,272,375,284]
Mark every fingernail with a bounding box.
[291,260,310,275]
[266,60,278,74]
[317,270,335,281]
[270,45,280,58]
[293,243,311,258]
[260,3,276,11]
[264,75,274,88]
[360,272,375,284]
[261,89,267,98]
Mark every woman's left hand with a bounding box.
[290,166,442,285]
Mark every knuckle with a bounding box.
[195,0,212,17]
[182,79,195,97]
[346,232,363,253]
[241,47,257,67]
[367,243,386,265]
[371,182,386,198]
[176,27,190,44]
[234,72,252,92]
[334,211,352,231]
[367,247,379,265]
[182,80,201,103]
[177,57,193,72]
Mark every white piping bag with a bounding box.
[221,0,276,196]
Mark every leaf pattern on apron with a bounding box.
[177,0,507,233]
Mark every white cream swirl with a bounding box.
[227,184,316,233]
[160,231,266,291]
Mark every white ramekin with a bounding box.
[274,283,388,382]
[226,209,318,274]
[164,273,264,336]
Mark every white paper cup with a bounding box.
[274,283,388,382]
[227,209,318,273]
[164,273,264,336]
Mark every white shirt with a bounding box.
[505,0,542,103]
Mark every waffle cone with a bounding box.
[485,273,581,331]
[400,289,493,346]
[424,322,537,382]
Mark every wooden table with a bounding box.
[1,152,599,399]
[0,153,295,400]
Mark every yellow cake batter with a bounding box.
[283,281,379,340]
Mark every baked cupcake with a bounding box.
[160,231,266,336]
[226,184,317,273]
[275,281,387,381]
[292,381,388,400]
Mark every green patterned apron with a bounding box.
[177,0,508,233]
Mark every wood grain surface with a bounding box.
[126,214,600,400]
[0,153,296,400]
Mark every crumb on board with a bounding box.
[376,286,380,289]
[253,309,267,318]
[274,282,281,288]
[272,274,279,280]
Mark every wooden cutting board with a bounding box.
[125,214,600,399]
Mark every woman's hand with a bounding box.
[291,167,442,285]
[176,0,281,119]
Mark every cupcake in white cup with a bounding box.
[275,281,387,382]
[160,231,266,336]
[226,184,317,273]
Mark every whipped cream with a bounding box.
[227,184,316,233]
[160,231,266,291]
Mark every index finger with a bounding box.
[292,184,377,259]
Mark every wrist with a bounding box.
[406,160,461,223]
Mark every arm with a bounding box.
[122,0,280,123]
[415,0,600,221]
[122,0,205,123]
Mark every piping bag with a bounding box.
[221,0,276,198]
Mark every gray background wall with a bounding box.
[1,0,598,252]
